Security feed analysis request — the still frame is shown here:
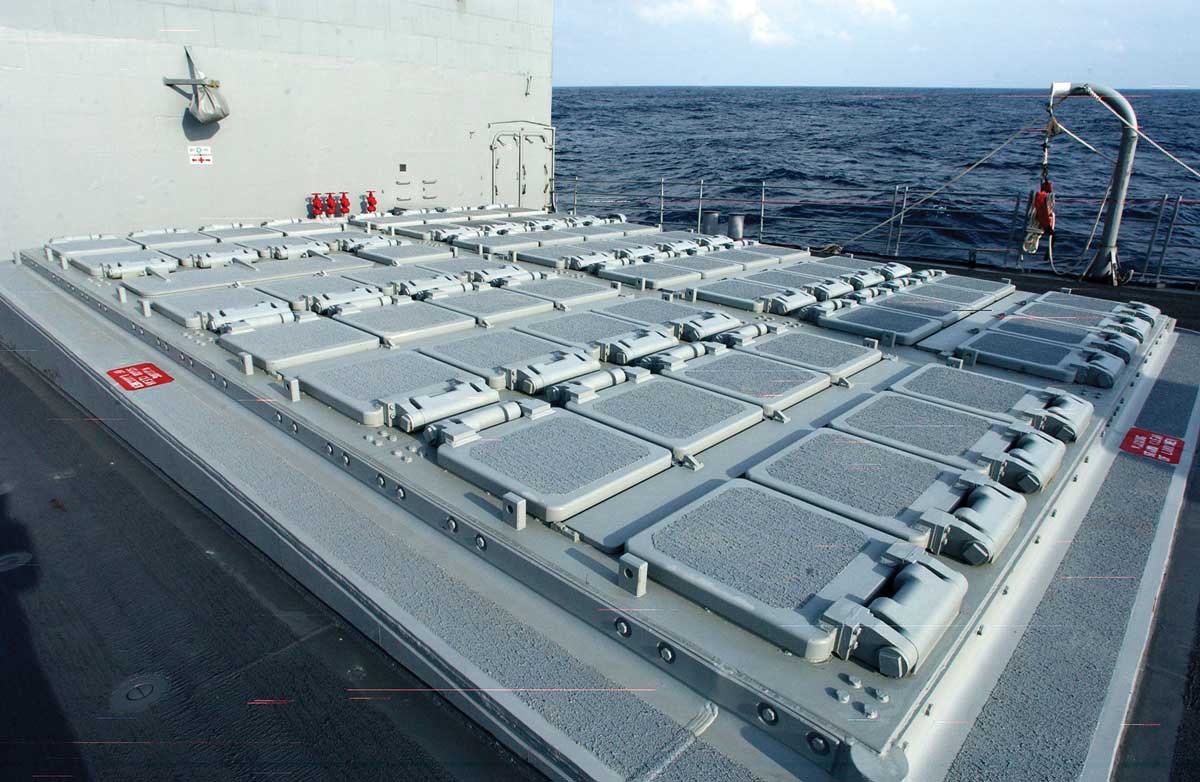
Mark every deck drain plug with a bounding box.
[110,672,169,715]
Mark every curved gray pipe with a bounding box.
[1057,83,1138,282]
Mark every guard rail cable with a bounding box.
[839,115,1043,250]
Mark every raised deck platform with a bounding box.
[2,216,1194,781]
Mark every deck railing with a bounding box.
[553,175,1200,289]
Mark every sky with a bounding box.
[552,0,1199,88]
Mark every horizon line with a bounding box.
[551,83,1196,91]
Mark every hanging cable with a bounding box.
[841,117,1040,248]
[1086,87,1200,181]
[1032,117,1115,276]
[1052,120,1115,163]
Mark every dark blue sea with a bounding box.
[552,87,1200,280]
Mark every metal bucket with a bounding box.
[728,215,745,240]
[701,211,720,235]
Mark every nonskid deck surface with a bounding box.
[4,210,1188,782]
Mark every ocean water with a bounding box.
[553,87,1200,280]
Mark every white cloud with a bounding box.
[1101,38,1127,54]
[635,0,792,45]
[851,0,900,20]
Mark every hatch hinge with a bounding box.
[601,329,678,365]
[821,542,968,678]
[510,351,602,394]
[391,380,500,432]
[636,342,710,372]
[1013,387,1094,442]
[397,275,471,299]
[546,367,647,404]
[676,310,742,341]
[918,475,1025,565]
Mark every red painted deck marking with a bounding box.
[106,363,173,391]
[1119,427,1184,465]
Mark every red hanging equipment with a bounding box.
[366,190,377,213]
[311,192,324,217]
[339,191,351,216]
[325,192,337,217]
[1034,180,1056,233]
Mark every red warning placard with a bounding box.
[107,363,174,391]
[1120,427,1184,465]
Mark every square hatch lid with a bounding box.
[990,311,1139,361]
[255,275,382,310]
[1006,300,1151,342]
[806,302,943,346]
[746,428,1027,565]
[598,263,703,290]
[746,268,847,294]
[199,224,285,242]
[355,244,454,266]
[566,375,763,463]
[218,315,380,372]
[598,222,662,237]
[517,311,655,356]
[599,296,744,342]
[901,281,1000,309]
[737,330,881,380]
[150,287,289,330]
[626,479,968,673]
[513,243,595,269]
[263,219,349,237]
[415,257,512,278]
[342,264,457,292]
[455,230,587,255]
[292,349,495,427]
[46,235,141,259]
[954,330,1126,388]
[657,253,745,278]
[861,292,974,326]
[128,229,218,249]
[662,350,831,420]
[120,253,371,297]
[742,244,809,262]
[332,300,476,346]
[931,273,1016,296]
[400,221,480,239]
[702,248,783,271]
[503,277,619,308]
[685,278,803,313]
[436,408,672,522]
[1034,290,1159,322]
[829,391,1066,493]
[428,287,553,326]
[572,238,662,257]
[160,242,259,267]
[236,236,332,259]
[67,248,178,279]
[890,363,1094,443]
[566,224,638,239]
[421,329,588,388]
[451,233,543,254]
